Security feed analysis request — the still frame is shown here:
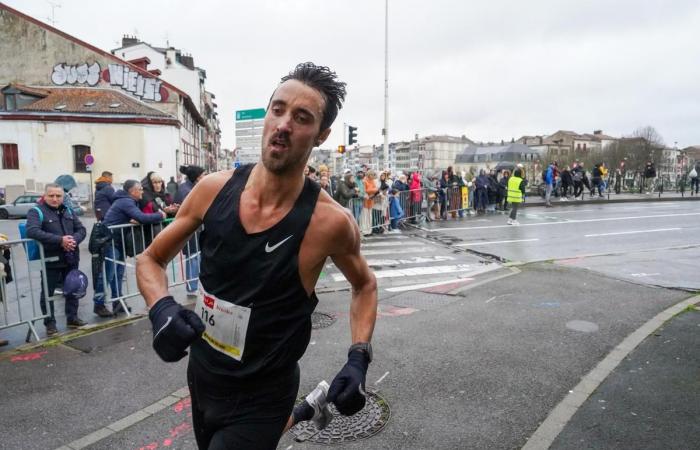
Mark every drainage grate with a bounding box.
[289,390,390,444]
[311,312,336,329]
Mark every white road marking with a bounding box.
[431,212,700,232]
[485,293,512,304]
[361,240,423,247]
[384,277,474,292]
[375,371,390,385]
[361,246,433,256]
[629,273,661,277]
[333,264,478,282]
[455,238,539,247]
[366,255,456,265]
[585,227,681,237]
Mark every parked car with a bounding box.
[0,194,84,219]
[0,194,42,219]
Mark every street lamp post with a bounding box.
[383,0,389,172]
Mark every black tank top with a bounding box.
[191,164,320,381]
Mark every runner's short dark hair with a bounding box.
[280,62,347,131]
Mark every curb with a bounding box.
[523,195,700,208]
[522,295,700,450]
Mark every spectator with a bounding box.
[388,189,404,232]
[507,168,525,225]
[474,169,489,214]
[319,174,332,196]
[560,166,572,201]
[499,170,510,210]
[94,171,115,221]
[27,184,87,335]
[334,170,357,209]
[591,163,604,197]
[307,165,318,182]
[438,171,450,219]
[353,169,366,222]
[361,170,378,235]
[544,161,557,207]
[140,172,179,217]
[97,180,165,315]
[174,165,205,297]
[690,163,699,195]
[642,161,657,194]
[409,171,422,221]
[166,176,179,201]
[0,232,13,345]
[487,169,499,212]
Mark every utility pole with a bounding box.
[46,0,61,26]
[383,0,389,171]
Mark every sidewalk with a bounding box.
[551,303,700,450]
[523,190,700,207]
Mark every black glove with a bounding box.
[149,296,205,362]
[327,350,370,416]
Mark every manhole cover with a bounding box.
[311,312,336,329]
[289,390,390,444]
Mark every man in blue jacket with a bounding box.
[544,161,558,207]
[26,183,87,336]
[94,179,165,315]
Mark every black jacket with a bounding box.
[335,178,357,207]
[94,181,115,220]
[26,202,86,269]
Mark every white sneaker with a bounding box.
[507,218,513,225]
[511,220,520,226]
[305,380,332,430]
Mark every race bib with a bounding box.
[195,288,251,361]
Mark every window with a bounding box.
[73,145,91,173]
[1,143,19,169]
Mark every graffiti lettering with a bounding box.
[103,64,168,102]
[51,63,101,86]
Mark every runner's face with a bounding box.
[262,80,330,175]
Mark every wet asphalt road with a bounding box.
[420,200,700,290]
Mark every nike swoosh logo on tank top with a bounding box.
[265,235,294,253]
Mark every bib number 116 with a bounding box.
[200,308,215,326]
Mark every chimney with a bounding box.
[594,130,602,135]
[166,48,177,66]
[181,54,195,70]
[122,35,139,48]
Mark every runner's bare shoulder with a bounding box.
[181,169,235,217]
[311,190,360,254]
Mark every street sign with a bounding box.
[85,164,92,172]
[235,108,266,121]
[84,154,95,165]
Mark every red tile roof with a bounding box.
[15,87,172,117]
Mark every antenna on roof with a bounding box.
[46,0,61,26]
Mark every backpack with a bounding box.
[690,168,698,179]
[88,221,113,254]
[18,207,43,261]
[573,170,583,182]
[542,169,547,182]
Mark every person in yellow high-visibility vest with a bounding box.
[507,168,525,225]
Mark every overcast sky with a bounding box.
[8,0,700,149]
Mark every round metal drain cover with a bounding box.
[311,312,336,329]
[289,390,390,444]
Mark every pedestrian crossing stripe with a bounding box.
[361,247,432,256]
[331,264,477,282]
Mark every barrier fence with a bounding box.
[96,220,200,317]
[0,238,50,342]
[344,186,470,233]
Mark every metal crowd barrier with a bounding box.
[0,238,51,342]
[344,186,472,233]
[98,220,200,317]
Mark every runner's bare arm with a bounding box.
[329,211,377,344]
[136,171,232,307]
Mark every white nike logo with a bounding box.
[154,316,173,340]
[265,235,294,253]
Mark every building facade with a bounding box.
[0,4,211,199]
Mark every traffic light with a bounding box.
[337,145,346,154]
[348,126,358,146]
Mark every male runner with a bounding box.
[136,62,378,449]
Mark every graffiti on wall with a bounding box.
[102,64,169,102]
[51,62,101,86]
